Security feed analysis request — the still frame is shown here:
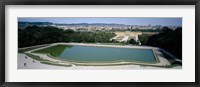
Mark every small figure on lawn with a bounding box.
[24,63,27,67]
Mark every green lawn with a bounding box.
[25,53,46,61]
[24,53,72,67]
[33,45,72,57]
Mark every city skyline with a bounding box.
[18,17,182,26]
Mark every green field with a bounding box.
[33,45,72,57]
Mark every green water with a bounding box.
[59,45,156,63]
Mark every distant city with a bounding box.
[18,21,181,32]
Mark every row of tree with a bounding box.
[18,26,116,48]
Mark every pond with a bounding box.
[59,45,156,63]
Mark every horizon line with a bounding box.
[18,21,182,26]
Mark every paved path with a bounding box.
[121,36,129,42]
[18,54,69,69]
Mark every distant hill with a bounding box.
[18,22,53,29]
[18,22,127,29]
[18,21,181,30]
[19,21,53,25]
[55,23,125,26]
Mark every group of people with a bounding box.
[24,56,35,67]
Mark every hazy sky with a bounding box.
[18,17,182,26]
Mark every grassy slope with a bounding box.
[19,44,72,67]
[25,53,72,67]
[33,45,72,57]
[24,53,46,61]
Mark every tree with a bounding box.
[146,27,182,59]
[18,26,116,48]
[138,34,150,45]
[128,39,137,45]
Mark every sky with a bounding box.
[18,17,182,26]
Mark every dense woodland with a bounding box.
[138,27,182,59]
[19,25,182,59]
[18,26,116,48]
